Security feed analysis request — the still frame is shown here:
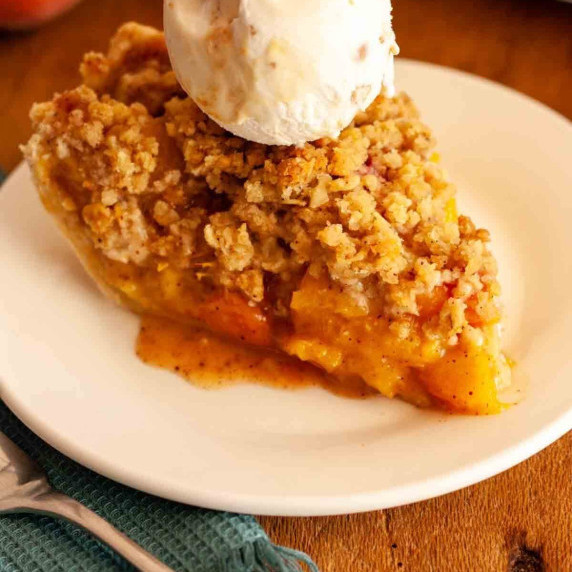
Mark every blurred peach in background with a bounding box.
[0,0,82,29]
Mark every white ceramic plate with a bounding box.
[1,60,571,516]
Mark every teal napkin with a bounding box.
[0,402,317,572]
[0,168,317,571]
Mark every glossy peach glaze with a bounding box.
[137,315,376,399]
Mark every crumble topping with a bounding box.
[23,22,502,346]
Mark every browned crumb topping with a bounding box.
[23,22,501,346]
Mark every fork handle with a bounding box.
[20,491,172,571]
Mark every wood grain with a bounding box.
[261,433,572,570]
[1,0,571,570]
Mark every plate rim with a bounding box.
[2,59,572,516]
[3,367,572,516]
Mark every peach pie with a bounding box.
[23,23,511,414]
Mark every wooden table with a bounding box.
[1,0,571,569]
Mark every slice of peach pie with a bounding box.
[23,23,511,414]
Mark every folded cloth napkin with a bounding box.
[0,169,317,572]
[0,402,317,572]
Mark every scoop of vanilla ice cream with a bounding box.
[164,0,398,146]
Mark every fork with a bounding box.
[0,431,171,571]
